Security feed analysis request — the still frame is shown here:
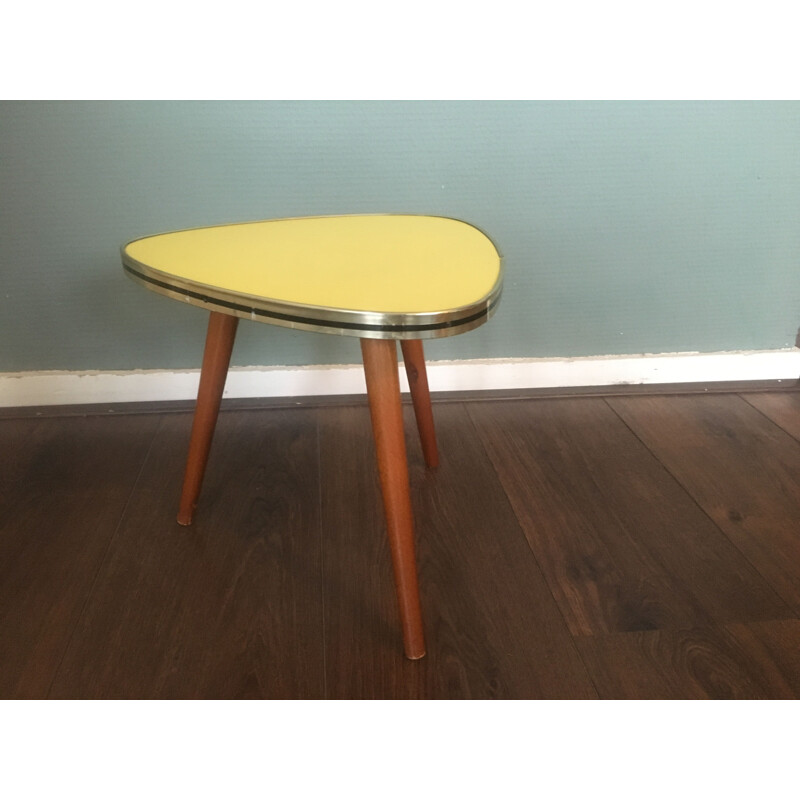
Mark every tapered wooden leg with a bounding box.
[400,339,439,468]
[177,311,239,526]
[361,338,426,660]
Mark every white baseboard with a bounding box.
[1,349,798,408]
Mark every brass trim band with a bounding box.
[122,258,502,341]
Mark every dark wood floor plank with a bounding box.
[468,398,792,637]
[0,414,159,698]
[6,390,797,700]
[319,401,597,699]
[575,619,800,699]
[48,408,325,699]
[608,394,800,615]
[742,390,800,442]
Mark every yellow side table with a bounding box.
[122,214,502,659]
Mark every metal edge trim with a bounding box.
[120,213,503,338]
[123,260,502,340]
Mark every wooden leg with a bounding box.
[361,338,426,660]
[177,311,239,526]
[400,339,439,468]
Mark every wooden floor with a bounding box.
[2,390,799,699]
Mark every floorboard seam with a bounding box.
[44,416,163,698]
[601,396,799,623]
[316,410,328,700]
[739,393,800,445]
[462,401,602,699]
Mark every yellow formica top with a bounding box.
[122,214,502,339]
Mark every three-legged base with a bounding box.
[177,311,437,660]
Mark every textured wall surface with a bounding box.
[1,101,798,372]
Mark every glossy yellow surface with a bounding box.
[124,215,501,314]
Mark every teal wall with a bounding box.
[1,101,798,372]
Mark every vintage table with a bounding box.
[122,214,502,659]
